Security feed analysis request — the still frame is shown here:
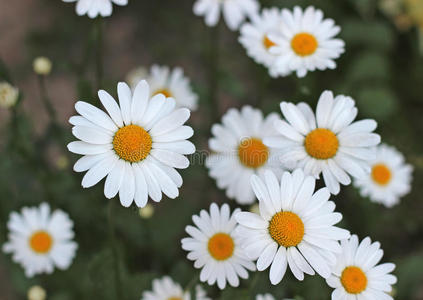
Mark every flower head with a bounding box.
[33,57,52,75]
[62,0,128,18]
[0,82,19,109]
[27,286,47,300]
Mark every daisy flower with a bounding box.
[354,144,413,207]
[126,66,148,90]
[67,80,195,208]
[141,276,189,300]
[2,203,77,277]
[327,235,397,300]
[269,6,345,78]
[256,294,275,300]
[146,65,198,111]
[62,0,128,18]
[239,8,290,77]
[264,90,381,195]
[206,106,284,205]
[193,0,259,31]
[235,169,350,285]
[181,203,256,289]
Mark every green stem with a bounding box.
[184,273,199,294]
[95,17,104,91]
[208,24,220,124]
[37,75,57,123]
[108,200,123,300]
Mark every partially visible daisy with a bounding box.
[327,235,397,300]
[141,276,189,300]
[2,203,77,277]
[195,285,212,300]
[206,106,284,204]
[264,90,381,195]
[126,66,148,90]
[0,81,19,108]
[193,0,259,31]
[236,169,350,285]
[181,203,256,289]
[62,0,128,18]
[256,294,275,300]
[67,80,195,208]
[354,144,413,207]
[147,65,198,111]
[239,8,290,77]
[269,6,345,78]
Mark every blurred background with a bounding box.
[0,0,423,299]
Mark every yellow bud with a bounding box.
[33,57,52,75]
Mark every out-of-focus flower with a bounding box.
[265,90,381,195]
[56,155,70,170]
[27,286,46,300]
[193,0,259,31]
[62,0,128,18]
[239,8,290,78]
[249,203,260,214]
[181,203,256,289]
[256,294,275,300]
[141,276,189,300]
[206,106,284,205]
[269,6,345,78]
[380,0,423,31]
[147,65,198,111]
[354,144,413,207]
[138,203,154,219]
[236,169,350,285]
[2,203,78,277]
[195,285,212,300]
[67,80,195,208]
[327,235,397,300]
[126,66,148,90]
[33,57,52,75]
[0,82,19,109]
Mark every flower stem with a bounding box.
[108,200,123,300]
[208,24,220,124]
[37,75,57,123]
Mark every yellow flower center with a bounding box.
[113,125,152,163]
[341,266,368,294]
[238,138,269,169]
[263,35,276,49]
[268,211,304,247]
[154,88,172,98]
[208,233,234,261]
[371,164,392,185]
[291,32,318,56]
[29,231,53,254]
[304,128,339,160]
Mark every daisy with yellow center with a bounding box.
[2,203,77,277]
[68,80,195,208]
[268,6,345,78]
[326,235,397,300]
[141,276,211,300]
[62,0,128,18]
[146,65,198,111]
[354,144,413,207]
[235,169,350,285]
[264,90,381,195]
[239,8,291,77]
[181,203,256,289]
[206,106,284,204]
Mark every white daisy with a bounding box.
[195,285,212,300]
[354,144,413,207]
[193,0,259,31]
[235,169,350,285]
[67,80,195,208]
[256,294,275,300]
[62,0,128,18]
[126,66,149,90]
[206,106,284,205]
[181,203,256,289]
[239,8,289,77]
[2,203,77,277]
[269,6,345,78]
[264,90,381,195]
[147,65,198,111]
[327,235,397,300]
[141,276,189,300]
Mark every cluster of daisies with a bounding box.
[1,1,414,300]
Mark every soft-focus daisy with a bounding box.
[67,80,195,208]
[193,0,259,31]
[256,294,275,300]
[181,203,256,289]
[327,235,397,300]
[235,169,350,285]
[2,203,77,277]
[0,81,19,109]
[269,6,345,78]
[264,90,381,195]
[141,276,189,300]
[354,144,413,207]
[239,8,289,77]
[147,65,198,111]
[206,106,283,204]
[126,66,149,90]
[62,0,128,18]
